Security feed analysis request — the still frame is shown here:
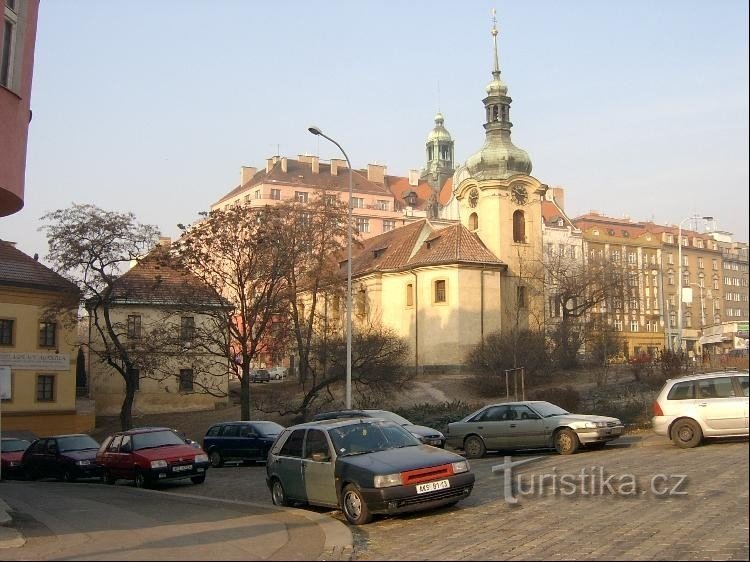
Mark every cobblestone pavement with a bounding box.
[183,433,749,560]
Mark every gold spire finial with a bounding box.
[492,8,498,37]
[491,9,500,74]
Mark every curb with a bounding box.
[0,498,26,549]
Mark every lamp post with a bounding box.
[307,125,352,409]
[676,215,713,352]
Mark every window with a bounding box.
[180,317,194,345]
[36,374,55,402]
[614,319,623,332]
[375,200,389,211]
[682,255,689,267]
[304,429,331,460]
[698,257,704,269]
[179,369,194,392]
[354,217,369,233]
[0,318,13,345]
[351,197,364,209]
[254,190,261,200]
[434,280,446,303]
[127,315,142,339]
[38,322,56,347]
[383,219,396,233]
[667,381,694,400]
[667,253,674,265]
[512,210,526,243]
[270,188,281,200]
[356,287,367,317]
[517,286,527,309]
[1,0,20,90]
[406,283,414,307]
[630,320,639,332]
[324,194,337,206]
[279,429,305,457]
[668,274,674,286]
[696,377,735,399]
[610,250,621,263]
[628,252,637,264]
[469,212,478,230]
[243,194,250,204]
[294,191,308,203]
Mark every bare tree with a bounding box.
[40,204,160,430]
[171,204,292,420]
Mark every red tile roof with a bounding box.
[0,240,79,294]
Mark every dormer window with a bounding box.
[404,192,417,206]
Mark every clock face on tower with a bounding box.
[511,184,528,205]
[468,189,479,208]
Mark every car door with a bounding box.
[43,439,60,478]
[301,429,337,507]
[270,429,306,500]
[504,405,548,448]
[219,424,242,460]
[471,405,510,449]
[104,435,123,477]
[240,424,260,459]
[25,439,47,478]
[694,376,746,434]
[734,375,749,431]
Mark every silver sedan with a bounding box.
[445,401,624,458]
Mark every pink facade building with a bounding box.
[0,0,39,216]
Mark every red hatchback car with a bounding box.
[1,437,31,479]
[96,427,209,488]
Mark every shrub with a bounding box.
[394,401,480,434]
[527,385,581,412]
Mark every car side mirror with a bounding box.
[311,452,330,463]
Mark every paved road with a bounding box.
[190,433,749,560]
[0,480,351,560]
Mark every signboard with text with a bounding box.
[0,352,71,371]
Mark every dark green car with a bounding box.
[266,418,475,525]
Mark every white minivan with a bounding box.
[652,371,749,448]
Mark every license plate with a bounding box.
[173,464,192,472]
[416,479,450,494]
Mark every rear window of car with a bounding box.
[667,381,694,400]
[253,422,284,436]
[205,425,221,437]
[737,375,749,397]
[696,377,735,399]
[132,430,185,450]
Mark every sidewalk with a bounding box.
[0,498,26,549]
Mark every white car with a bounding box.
[267,367,287,380]
[652,371,749,448]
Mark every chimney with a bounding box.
[281,157,288,173]
[552,187,565,210]
[330,158,347,177]
[266,158,275,173]
[367,163,386,183]
[408,169,419,186]
[240,166,257,186]
[298,154,319,173]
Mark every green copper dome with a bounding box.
[426,112,452,143]
[464,15,532,180]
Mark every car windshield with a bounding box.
[369,411,411,426]
[328,421,420,456]
[254,421,284,436]
[1,439,30,452]
[57,435,100,452]
[132,430,186,450]
[531,402,569,418]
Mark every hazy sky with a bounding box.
[3,0,748,260]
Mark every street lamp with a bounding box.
[676,215,713,352]
[307,125,353,409]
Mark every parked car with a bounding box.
[313,409,446,448]
[266,418,474,525]
[652,372,749,448]
[445,401,624,458]
[203,421,285,467]
[267,367,287,380]
[96,427,210,488]
[1,437,31,479]
[22,434,102,482]
[250,369,271,383]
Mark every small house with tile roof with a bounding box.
[0,239,93,435]
[86,241,230,416]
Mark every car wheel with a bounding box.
[191,474,206,485]
[341,484,372,525]
[271,478,290,507]
[209,450,224,468]
[102,469,116,485]
[63,469,77,483]
[463,435,486,459]
[554,428,580,455]
[134,470,151,489]
[671,419,703,448]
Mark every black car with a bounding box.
[250,369,271,383]
[267,418,474,525]
[22,434,102,482]
[312,409,446,448]
[202,421,284,467]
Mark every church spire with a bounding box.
[492,9,500,76]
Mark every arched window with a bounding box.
[469,213,478,230]
[513,210,526,243]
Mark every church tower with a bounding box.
[421,112,455,188]
[452,11,546,331]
